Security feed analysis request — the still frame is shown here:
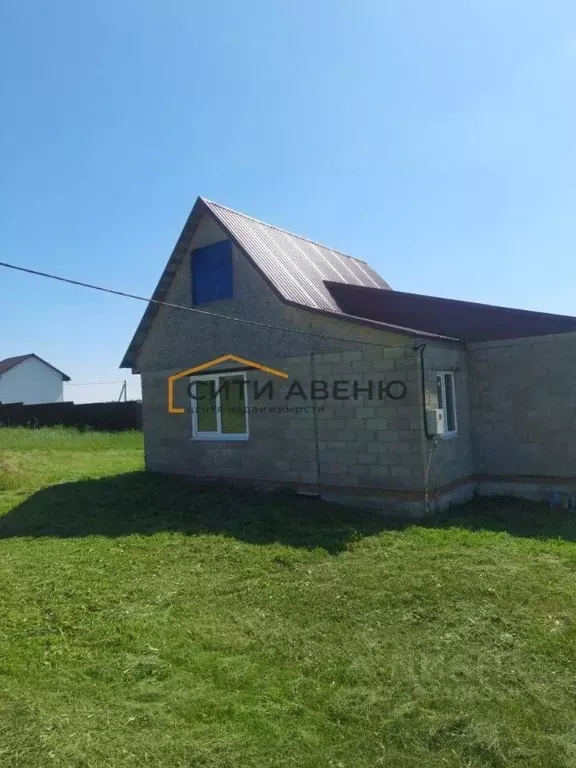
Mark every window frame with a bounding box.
[190,370,249,442]
[436,371,458,438]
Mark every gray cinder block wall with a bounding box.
[142,341,429,497]
[135,213,576,513]
[136,214,451,509]
[468,333,576,501]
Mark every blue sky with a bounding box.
[1,1,576,402]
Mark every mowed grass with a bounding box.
[1,428,576,767]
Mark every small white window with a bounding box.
[190,372,249,441]
[436,371,458,436]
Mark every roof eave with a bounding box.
[287,301,459,342]
[121,197,335,370]
[0,354,71,380]
[30,354,71,381]
[120,197,210,369]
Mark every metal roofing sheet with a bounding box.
[203,199,390,312]
[121,197,433,370]
[326,282,576,343]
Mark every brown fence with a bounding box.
[0,401,142,431]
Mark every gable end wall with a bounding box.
[136,214,436,495]
[0,358,64,405]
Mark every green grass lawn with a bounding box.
[1,427,576,767]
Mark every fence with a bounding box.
[0,401,142,432]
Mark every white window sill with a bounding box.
[191,434,249,442]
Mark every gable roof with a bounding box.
[326,282,576,343]
[0,354,71,381]
[202,200,390,309]
[122,197,439,369]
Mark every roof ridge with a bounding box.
[0,353,33,364]
[201,197,369,264]
[0,353,70,380]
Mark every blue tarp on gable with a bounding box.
[192,240,233,305]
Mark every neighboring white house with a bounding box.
[0,354,70,405]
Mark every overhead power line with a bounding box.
[0,260,418,350]
[65,380,127,386]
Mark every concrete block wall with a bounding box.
[129,207,576,511]
[141,338,426,493]
[312,343,423,491]
[141,208,576,508]
[469,332,576,479]
[137,209,433,495]
[142,362,317,485]
[421,343,473,490]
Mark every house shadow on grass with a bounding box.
[1,471,576,549]
[0,471,393,553]
[435,495,576,543]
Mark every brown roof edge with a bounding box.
[120,198,208,370]
[286,301,458,342]
[0,354,70,381]
[325,281,576,343]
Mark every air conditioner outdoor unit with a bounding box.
[426,408,446,436]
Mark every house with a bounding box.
[0,354,70,405]
[121,197,576,515]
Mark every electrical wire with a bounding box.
[65,381,127,386]
[0,260,421,351]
